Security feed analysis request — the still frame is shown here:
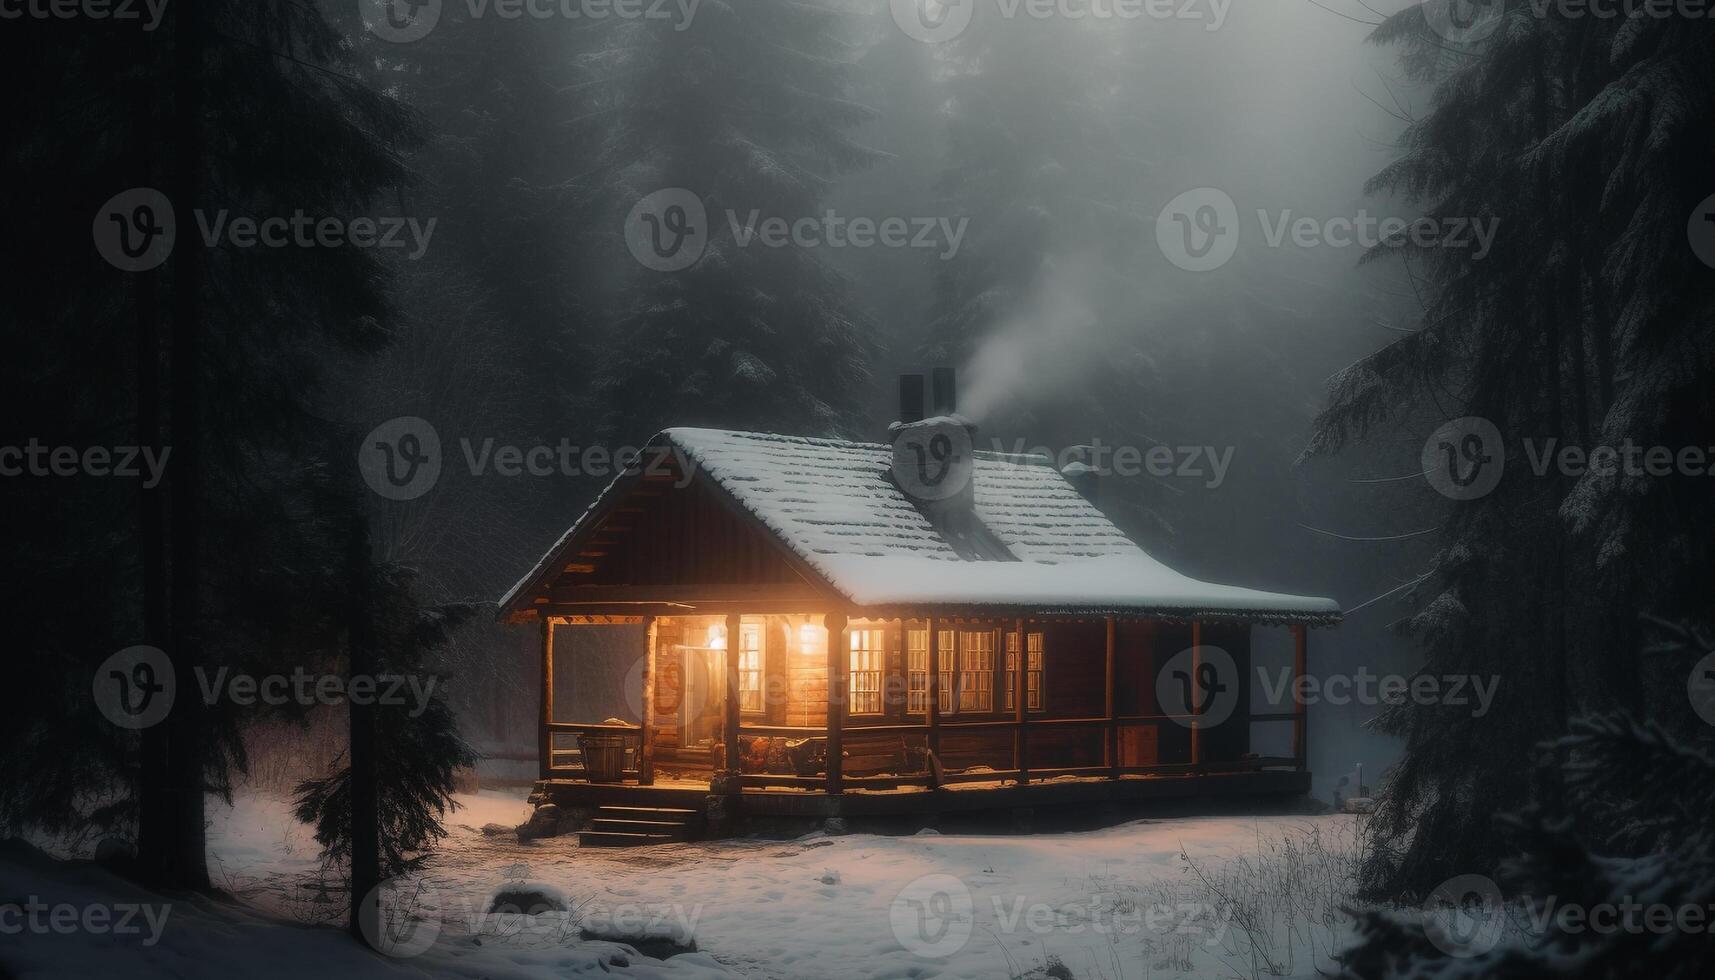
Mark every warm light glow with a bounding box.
[797,622,820,654]
[707,624,727,650]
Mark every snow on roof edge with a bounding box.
[499,427,1343,626]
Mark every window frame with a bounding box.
[1004,629,1046,713]
[737,622,764,714]
[847,627,887,716]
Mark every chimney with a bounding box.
[898,374,926,426]
[929,366,957,417]
[887,367,1014,561]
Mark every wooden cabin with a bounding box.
[499,374,1341,841]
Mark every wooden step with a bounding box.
[578,830,681,848]
[591,818,691,834]
[577,804,703,847]
[595,806,699,823]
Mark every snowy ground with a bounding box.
[3,791,1368,980]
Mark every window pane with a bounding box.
[907,629,927,714]
[849,628,884,715]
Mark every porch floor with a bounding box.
[535,768,1311,825]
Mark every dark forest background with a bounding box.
[1,0,1711,971]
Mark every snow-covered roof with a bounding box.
[501,428,1341,625]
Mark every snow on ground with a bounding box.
[3,792,1367,980]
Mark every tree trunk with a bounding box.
[134,87,173,886]
[164,0,210,892]
[347,516,381,946]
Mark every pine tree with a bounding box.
[1302,3,1715,898]
[0,0,441,895]
[580,1,883,438]
[1336,620,1715,978]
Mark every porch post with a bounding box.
[1013,617,1028,785]
[539,616,555,781]
[1104,616,1118,777]
[724,612,743,775]
[925,616,941,770]
[639,616,657,786]
[1292,624,1308,771]
[825,611,847,795]
[1189,619,1202,769]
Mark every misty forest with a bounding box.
[2,0,1712,978]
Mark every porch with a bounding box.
[534,608,1313,807]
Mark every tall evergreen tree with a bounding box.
[0,0,448,898]
[581,1,884,438]
[1302,3,1715,898]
